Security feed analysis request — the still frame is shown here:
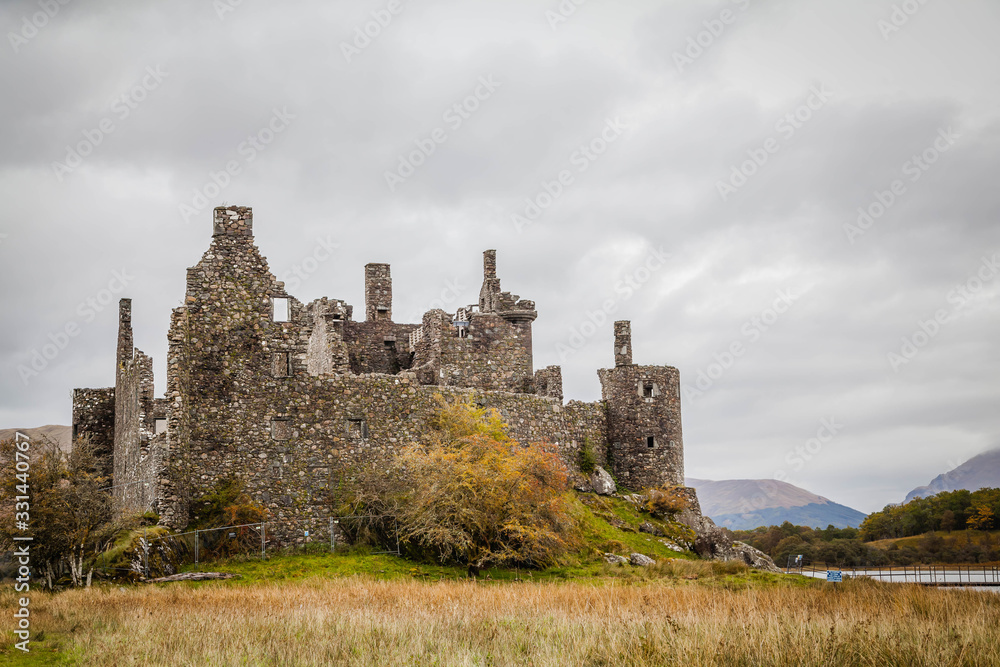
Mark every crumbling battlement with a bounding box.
[71,206,686,536]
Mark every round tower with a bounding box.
[598,321,684,489]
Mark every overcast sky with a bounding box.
[1,0,998,513]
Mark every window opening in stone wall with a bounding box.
[642,382,654,398]
[646,436,655,449]
[347,418,368,440]
[154,418,168,435]
[273,297,290,322]
[272,352,291,377]
[271,419,291,440]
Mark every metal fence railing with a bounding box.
[785,559,1000,587]
[90,515,400,579]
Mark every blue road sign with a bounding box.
[826,570,843,583]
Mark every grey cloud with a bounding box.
[1,0,999,515]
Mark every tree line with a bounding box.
[859,487,999,540]
[733,487,1000,567]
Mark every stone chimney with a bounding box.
[479,249,501,313]
[213,206,253,237]
[365,263,392,322]
[117,298,133,371]
[614,320,632,367]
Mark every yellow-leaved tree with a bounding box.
[967,505,995,531]
[343,395,577,570]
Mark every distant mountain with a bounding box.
[0,425,72,452]
[904,447,1000,503]
[685,477,867,531]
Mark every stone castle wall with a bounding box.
[111,300,160,515]
[168,373,608,533]
[72,387,115,478]
[343,320,418,375]
[411,310,535,393]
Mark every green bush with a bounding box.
[578,438,596,474]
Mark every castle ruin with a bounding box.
[72,206,685,536]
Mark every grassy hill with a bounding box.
[91,491,704,584]
[0,424,71,451]
[867,529,1000,552]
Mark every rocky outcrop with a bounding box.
[629,553,655,566]
[639,521,662,536]
[125,533,184,579]
[676,492,780,572]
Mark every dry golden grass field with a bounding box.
[3,559,1000,666]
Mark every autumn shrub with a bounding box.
[189,477,268,559]
[644,486,690,518]
[345,395,578,569]
[598,540,628,555]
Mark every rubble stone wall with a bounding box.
[110,299,159,515]
[72,387,116,477]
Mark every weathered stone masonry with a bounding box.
[72,206,686,537]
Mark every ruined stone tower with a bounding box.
[598,321,684,489]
